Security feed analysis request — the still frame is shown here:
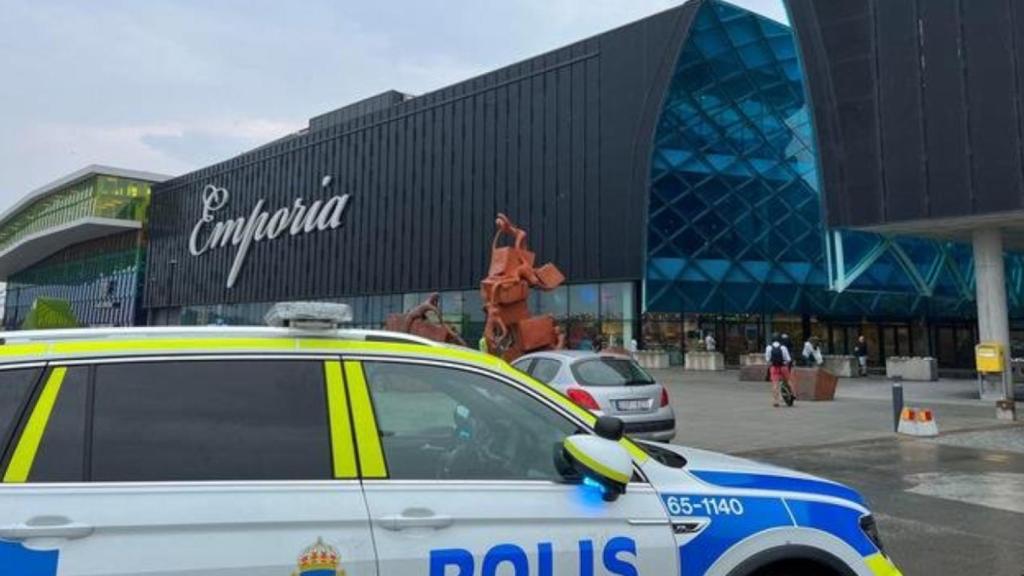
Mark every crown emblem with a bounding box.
[291,538,346,576]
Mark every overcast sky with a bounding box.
[0,0,785,211]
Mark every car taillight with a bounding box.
[566,387,600,411]
[660,386,670,407]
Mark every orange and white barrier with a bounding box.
[897,407,939,437]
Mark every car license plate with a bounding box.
[615,399,651,412]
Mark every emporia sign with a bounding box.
[189,176,352,288]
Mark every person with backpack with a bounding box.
[780,333,795,369]
[765,334,794,407]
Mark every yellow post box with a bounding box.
[975,342,1005,373]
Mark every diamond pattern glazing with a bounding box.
[645,0,1024,318]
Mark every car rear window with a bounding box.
[570,357,655,387]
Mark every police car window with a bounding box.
[89,360,332,482]
[0,367,42,464]
[29,366,89,482]
[362,362,580,481]
[530,358,561,383]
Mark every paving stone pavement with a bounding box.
[651,369,1020,453]
[648,369,1024,575]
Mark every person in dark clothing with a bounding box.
[854,335,868,376]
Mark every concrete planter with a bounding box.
[739,364,768,381]
[790,367,838,401]
[822,355,859,377]
[634,350,670,370]
[740,353,766,367]
[685,351,725,371]
[885,356,938,381]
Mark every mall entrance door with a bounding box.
[879,323,912,364]
[932,323,978,369]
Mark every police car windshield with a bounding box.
[571,357,655,387]
[634,441,687,468]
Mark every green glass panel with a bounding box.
[0,176,151,255]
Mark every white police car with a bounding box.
[0,305,900,575]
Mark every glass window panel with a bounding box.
[600,319,636,351]
[29,367,89,482]
[440,291,463,322]
[402,293,420,312]
[0,176,152,255]
[530,359,562,384]
[0,368,41,467]
[566,319,600,351]
[463,289,484,322]
[600,282,634,321]
[568,284,599,317]
[381,294,403,319]
[91,360,332,481]
[363,362,578,481]
[535,286,567,319]
[369,296,384,324]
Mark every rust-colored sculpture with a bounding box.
[384,292,466,346]
[481,213,566,361]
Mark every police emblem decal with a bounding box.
[291,537,346,576]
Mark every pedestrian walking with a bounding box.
[765,334,793,407]
[854,335,869,376]
[704,331,717,352]
[802,336,823,367]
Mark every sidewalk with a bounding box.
[652,368,1023,454]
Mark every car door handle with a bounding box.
[376,508,454,531]
[0,516,94,541]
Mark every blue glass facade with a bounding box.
[645,0,1024,324]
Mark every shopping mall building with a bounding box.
[7,0,1024,369]
[0,166,168,330]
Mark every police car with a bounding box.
[0,304,901,576]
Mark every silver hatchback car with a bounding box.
[512,350,676,441]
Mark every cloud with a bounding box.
[0,0,787,208]
[10,117,303,189]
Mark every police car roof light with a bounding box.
[264,302,353,329]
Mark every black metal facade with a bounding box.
[786,0,1024,229]
[144,3,699,310]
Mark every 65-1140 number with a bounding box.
[664,495,744,516]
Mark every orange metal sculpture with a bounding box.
[384,292,466,346]
[481,213,566,361]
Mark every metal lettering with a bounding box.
[189,179,351,288]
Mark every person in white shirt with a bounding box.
[802,337,823,367]
[765,335,792,407]
[704,332,716,352]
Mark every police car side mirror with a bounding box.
[561,432,632,502]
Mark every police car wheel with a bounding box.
[750,560,841,576]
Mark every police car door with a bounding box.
[348,359,677,575]
[0,359,376,576]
